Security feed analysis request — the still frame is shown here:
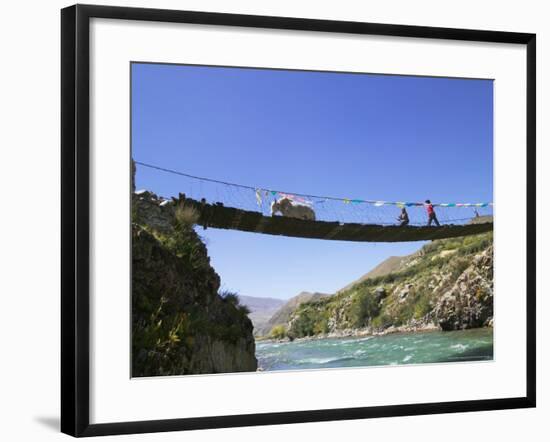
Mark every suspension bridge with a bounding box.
[134,161,493,243]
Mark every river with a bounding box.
[256,327,493,371]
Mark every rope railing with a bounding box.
[135,160,493,227]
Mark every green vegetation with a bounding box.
[132,200,256,376]
[157,206,207,273]
[290,304,331,337]
[288,231,493,338]
[269,324,288,340]
[132,296,194,376]
[220,291,251,316]
[349,290,381,328]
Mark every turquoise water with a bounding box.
[256,328,493,371]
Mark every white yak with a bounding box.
[271,197,316,221]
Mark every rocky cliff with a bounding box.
[132,187,257,376]
[284,232,493,339]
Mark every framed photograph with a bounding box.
[61,4,536,437]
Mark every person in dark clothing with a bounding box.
[397,207,409,226]
[425,199,440,226]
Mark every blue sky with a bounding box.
[132,63,493,299]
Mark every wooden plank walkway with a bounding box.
[182,198,493,242]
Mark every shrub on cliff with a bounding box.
[269,324,287,340]
[220,291,251,315]
[349,290,380,328]
[174,205,199,227]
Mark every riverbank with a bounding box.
[258,321,447,345]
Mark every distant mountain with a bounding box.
[337,256,410,293]
[238,295,285,313]
[257,291,330,336]
[238,295,285,336]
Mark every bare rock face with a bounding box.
[375,287,387,304]
[133,190,176,234]
[396,284,414,303]
[434,246,493,331]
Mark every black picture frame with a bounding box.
[61,4,536,437]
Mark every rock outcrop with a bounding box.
[434,245,493,330]
[283,232,493,339]
[133,189,176,234]
[132,184,257,376]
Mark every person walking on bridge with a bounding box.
[425,200,440,227]
[397,207,409,226]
